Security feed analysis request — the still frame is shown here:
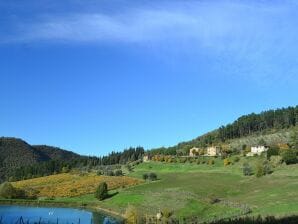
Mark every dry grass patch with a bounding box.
[12,173,142,198]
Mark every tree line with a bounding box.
[149,106,298,156]
[218,106,298,141]
[9,147,144,181]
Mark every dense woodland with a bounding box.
[150,106,298,155]
[5,145,144,181]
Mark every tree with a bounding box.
[290,131,298,149]
[243,162,253,176]
[255,162,264,178]
[267,147,279,159]
[0,182,17,199]
[282,149,297,165]
[0,182,25,199]
[95,182,108,200]
[148,173,157,181]
[124,205,142,224]
[223,158,231,166]
[258,138,267,146]
[114,170,123,176]
[142,173,148,180]
[263,160,273,175]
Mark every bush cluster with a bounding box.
[142,172,157,181]
[0,182,26,199]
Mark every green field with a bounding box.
[97,158,298,221]
[5,156,298,222]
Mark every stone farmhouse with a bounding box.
[189,146,221,157]
[207,146,221,156]
[143,155,150,162]
[189,147,200,157]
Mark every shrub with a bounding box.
[281,149,297,165]
[243,162,253,176]
[180,158,187,163]
[270,155,283,167]
[233,157,240,163]
[208,159,215,165]
[267,147,280,159]
[255,163,264,178]
[96,170,102,176]
[161,208,173,218]
[114,170,123,176]
[124,205,142,224]
[0,182,25,199]
[105,170,114,176]
[61,166,70,173]
[224,158,231,166]
[95,182,108,200]
[207,195,221,204]
[263,160,273,175]
[148,173,157,181]
[142,173,148,180]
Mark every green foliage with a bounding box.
[281,149,297,165]
[233,157,240,163]
[263,160,273,175]
[148,173,157,181]
[105,170,114,176]
[142,173,148,180]
[255,161,273,178]
[255,162,265,178]
[270,155,283,168]
[267,147,280,159]
[114,169,123,176]
[0,137,144,182]
[149,106,298,156]
[124,205,142,224]
[243,162,253,176]
[208,159,215,165]
[0,182,25,199]
[142,172,157,181]
[258,138,267,146]
[95,182,108,201]
[224,158,231,166]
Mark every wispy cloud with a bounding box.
[5,1,297,46]
[2,0,298,84]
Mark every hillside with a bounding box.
[0,137,83,182]
[150,106,298,155]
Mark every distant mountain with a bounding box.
[0,137,82,182]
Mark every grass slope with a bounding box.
[100,159,298,221]
[8,158,298,222]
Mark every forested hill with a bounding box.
[0,137,83,182]
[0,137,145,182]
[150,106,298,155]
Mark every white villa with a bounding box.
[247,145,269,156]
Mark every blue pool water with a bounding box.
[0,205,120,224]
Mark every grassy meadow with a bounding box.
[8,156,298,222]
[100,158,298,221]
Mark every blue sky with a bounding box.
[0,0,298,156]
